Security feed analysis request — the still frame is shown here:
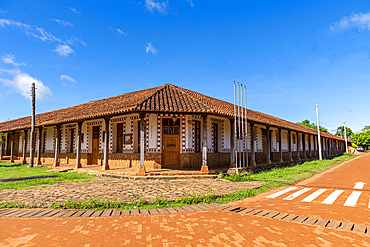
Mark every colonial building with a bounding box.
[0,84,347,173]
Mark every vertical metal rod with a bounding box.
[245,86,248,167]
[316,104,322,160]
[238,82,241,168]
[234,82,237,168]
[29,83,35,167]
[344,121,348,153]
[241,84,244,167]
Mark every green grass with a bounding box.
[0,162,97,190]
[0,153,357,210]
[223,153,357,184]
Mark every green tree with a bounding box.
[297,119,329,133]
[362,125,370,132]
[335,126,353,139]
[351,131,370,146]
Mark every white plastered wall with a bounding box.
[281,129,288,151]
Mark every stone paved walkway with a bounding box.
[0,178,263,206]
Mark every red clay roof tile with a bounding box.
[0,84,345,141]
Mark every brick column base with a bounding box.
[37,161,42,166]
[10,160,15,163]
[278,159,283,163]
[250,161,256,167]
[22,160,27,164]
[266,160,271,165]
[137,166,146,176]
[229,163,235,168]
[53,162,60,167]
[102,164,110,171]
[76,163,82,169]
[201,165,209,174]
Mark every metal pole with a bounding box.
[316,104,322,160]
[29,83,35,167]
[241,84,245,168]
[234,82,237,168]
[238,83,241,168]
[245,86,248,167]
[344,122,348,153]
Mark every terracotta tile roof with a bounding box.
[0,84,344,141]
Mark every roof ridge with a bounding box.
[134,84,168,111]
[168,84,215,113]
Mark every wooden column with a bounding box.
[321,137,325,157]
[296,132,300,161]
[0,134,3,160]
[278,128,283,163]
[37,127,42,165]
[54,125,61,167]
[76,122,82,168]
[102,118,110,170]
[288,130,293,161]
[10,131,15,163]
[250,123,256,166]
[138,114,146,175]
[266,126,271,165]
[201,115,208,173]
[22,129,28,164]
[230,119,235,168]
[308,135,312,158]
[302,133,306,160]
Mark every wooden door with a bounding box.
[92,139,99,165]
[91,126,100,165]
[162,135,179,168]
[162,118,180,168]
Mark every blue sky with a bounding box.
[0,0,369,133]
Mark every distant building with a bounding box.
[0,84,347,171]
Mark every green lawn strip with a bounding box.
[0,162,97,190]
[223,153,357,184]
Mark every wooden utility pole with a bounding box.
[29,83,35,167]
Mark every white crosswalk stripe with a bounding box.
[266,187,298,198]
[266,187,366,208]
[343,191,362,207]
[301,189,327,202]
[283,188,311,200]
[321,190,344,205]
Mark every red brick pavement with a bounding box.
[2,154,370,246]
[232,154,370,226]
[0,210,369,246]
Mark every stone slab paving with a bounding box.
[0,177,263,206]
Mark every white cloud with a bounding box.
[0,18,84,54]
[145,43,157,54]
[54,44,74,57]
[0,9,9,14]
[0,68,52,100]
[109,27,128,36]
[0,19,28,28]
[68,7,81,14]
[116,28,127,36]
[52,19,74,28]
[330,12,370,32]
[60,74,76,84]
[187,0,194,8]
[1,54,26,66]
[145,0,168,14]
